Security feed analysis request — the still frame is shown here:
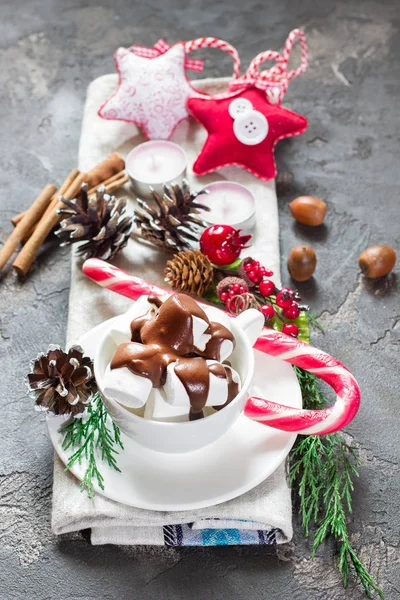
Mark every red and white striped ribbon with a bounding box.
[82,259,360,437]
[130,38,204,72]
[229,28,308,104]
[184,37,241,80]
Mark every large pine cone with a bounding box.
[55,184,133,261]
[134,179,209,252]
[27,345,97,416]
[164,250,214,296]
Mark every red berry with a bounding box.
[282,323,299,337]
[284,303,300,320]
[261,304,275,321]
[259,279,276,297]
[220,291,228,302]
[264,269,274,277]
[253,261,260,268]
[276,291,293,309]
[244,263,252,272]
[200,225,252,266]
[281,287,294,299]
[239,285,246,293]
[229,289,236,298]
[232,283,241,292]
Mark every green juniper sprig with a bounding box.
[60,393,123,499]
[291,368,384,599]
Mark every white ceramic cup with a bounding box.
[94,304,264,454]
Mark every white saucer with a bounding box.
[48,318,302,511]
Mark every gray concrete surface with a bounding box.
[0,1,399,598]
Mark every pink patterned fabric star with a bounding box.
[98,43,205,140]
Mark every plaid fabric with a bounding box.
[163,523,278,546]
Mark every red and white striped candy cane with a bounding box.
[82,258,360,436]
[184,37,241,80]
[249,331,360,435]
[82,258,170,301]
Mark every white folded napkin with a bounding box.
[51,74,293,546]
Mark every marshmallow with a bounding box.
[219,339,234,362]
[103,364,152,409]
[163,360,240,408]
[108,296,157,346]
[144,389,188,422]
[192,315,211,352]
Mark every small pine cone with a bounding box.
[134,179,209,252]
[56,184,133,261]
[27,345,97,416]
[164,250,214,296]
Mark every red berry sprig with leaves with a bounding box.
[198,226,322,339]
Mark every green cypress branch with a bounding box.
[291,368,384,598]
[60,393,124,499]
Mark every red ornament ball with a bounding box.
[200,225,252,266]
[282,323,299,337]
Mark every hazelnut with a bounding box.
[289,196,327,226]
[287,245,317,281]
[358,245,396,279]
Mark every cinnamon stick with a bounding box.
[0,184,57,271]
[85,152,125,189]
[104,173,129,195]
[13,166,127,227]
[13,170,85,276]
[87,169,127,196]
[11,211,26,226]
[12,168,80,244]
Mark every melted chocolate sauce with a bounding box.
[213,366,239,411]
[110,293,239,417]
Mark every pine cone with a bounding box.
[164,250,214,296]
[134,179,209,252]
[55,184,133,261]
[27,345,97,416]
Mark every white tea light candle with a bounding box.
[126,141,188,199]
[201,181,256,230]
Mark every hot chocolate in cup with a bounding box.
[94,300,264,454]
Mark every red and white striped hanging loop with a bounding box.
[130,38,204,72]
[229,28,308,104]
[130,37,241,79]
[184,37,241,80]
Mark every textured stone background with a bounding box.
[0,1,399,598]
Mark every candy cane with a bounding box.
[82,258,170,301]
[248,331,360,435]
[82,259,360,436]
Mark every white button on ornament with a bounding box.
[233,110,269,146]
[228,97,253,119]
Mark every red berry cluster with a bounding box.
[219,282,248,309]
[241,258,306,338]
[243,259,274,284]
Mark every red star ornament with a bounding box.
[188,87,307,181]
